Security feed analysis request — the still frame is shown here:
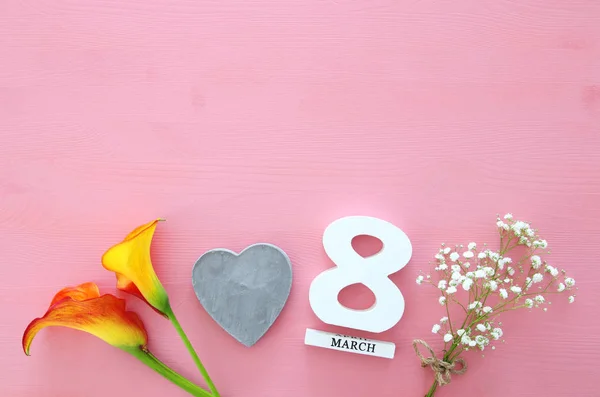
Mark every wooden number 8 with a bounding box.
[309,216,412,333]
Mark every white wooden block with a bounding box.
[304,328,396,359]
[309,216,412,333]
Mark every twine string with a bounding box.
[412,339,467,386]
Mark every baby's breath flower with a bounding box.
[532,239,548,249]
[417,214,574,381]
[534,295,545,304]
[546,265,559,277]
[512,221,531,237]
[532,273,544,283]
[565,277,576,288]
[511,223,522,236]
[462,278,474,290]
[526,228,535,237]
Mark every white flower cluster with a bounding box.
[431,318,503,352]
[417,214,577,355]
[496,214,547,249]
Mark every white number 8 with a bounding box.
[309,216,412,333]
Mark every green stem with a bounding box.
[127,347,213,397]
[167,307,220,397]
[424,379,439,397]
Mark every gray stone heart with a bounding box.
[192,243,292,347]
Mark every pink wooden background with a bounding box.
[1,1,599,396]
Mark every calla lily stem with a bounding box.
[167,307,221,397]
[128,348,213,397]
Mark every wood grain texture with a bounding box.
[1,0,599,396]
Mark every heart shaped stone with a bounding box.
[192,243,292,347]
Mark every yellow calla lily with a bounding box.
[100,218,220,396]
[102,219,171,317]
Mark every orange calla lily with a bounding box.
[23,282,148,355]
[102,219,171,317]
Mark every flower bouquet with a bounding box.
[23,220,220,397]
[414,214,577,397]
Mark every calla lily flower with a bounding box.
[23,282,213,397]
[102,219,171,317]
[101,219,220,396]
[23,282,148,355]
